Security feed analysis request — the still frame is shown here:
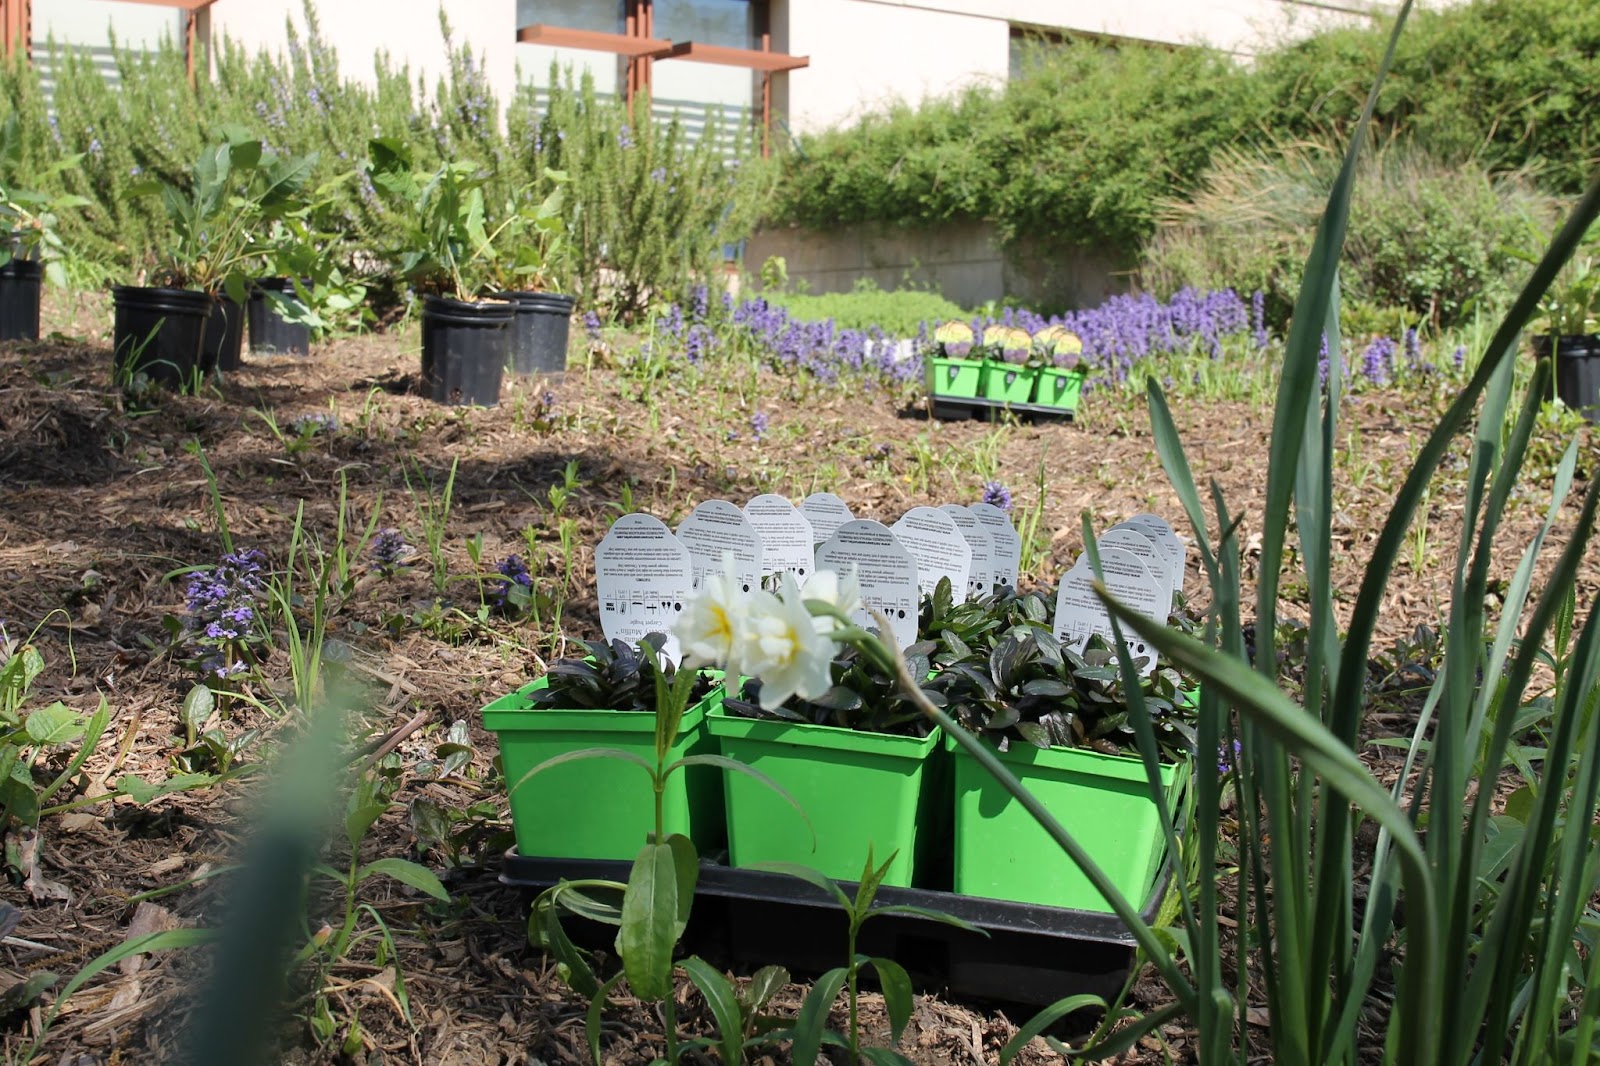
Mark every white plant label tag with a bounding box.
[743,494,816,582]
[1098,527,1173,620]
[891,506,973,602]
[800,493,855,545]
[1118,514,1186,599]
[594,514,695,661]
[969,502,1022,591]
[814,520,920,649]
[675,500,763,596]
[1052,547,1165,676]
[940,504,997,600]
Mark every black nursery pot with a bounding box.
[111,285,212,390]
[1532,333,1600,424]
[201,293,246,373]
[420,295,513,406]
[0,258,42,342]
[247,276,312,358]
[494,290,574,375]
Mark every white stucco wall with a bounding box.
[206,0,519,111]
[774,0,1011,134]
[775,0,1382,134]
[34,0,180,50]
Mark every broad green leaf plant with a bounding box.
[128,125,318,303]
[0,116,90,288]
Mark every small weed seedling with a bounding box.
[764,850,982,1066]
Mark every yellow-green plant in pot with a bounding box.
[924,320,983,398]
[981,325,1036,404]
[1031,324,1086,411]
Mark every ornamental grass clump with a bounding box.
[943,4,1600,1061]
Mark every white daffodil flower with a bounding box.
[674,553,747,676]
[743,573,840,710]
[801,566,863,633]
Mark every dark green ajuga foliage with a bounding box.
[920,579,1196,760]
[724,643,937,738]
[530,636,711,713]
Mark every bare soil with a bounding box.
[0,295,1594,1064]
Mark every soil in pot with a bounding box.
[111,286,212,391]
[201,294,246,373]
[1532,333,1600,423]
[247,277,311,358]
[496,290,574,376]
[420,295,513,406]
[0,258,42,342]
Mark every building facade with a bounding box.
[11,0,1394,139]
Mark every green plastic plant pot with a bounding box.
[925,356,986,399]
[1034,366,1087,411]
[482,678,725,861]
[948,733,1190,911]
[981,360,1036,404]
[706,705,941,888]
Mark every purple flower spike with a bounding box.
[981,480,1013,513]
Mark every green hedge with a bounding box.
[770,0,1599,253]
[774,43,1253,251]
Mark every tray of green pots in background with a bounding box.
[923,320,1087,423]
[481,637,726,862]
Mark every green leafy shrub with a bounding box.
[1142,143,1555,329]
[772,40,1253,253]
[507,69,776,320]
[1251,0,1600,197]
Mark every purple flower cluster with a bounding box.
[496,555,532,611]
[981,480,1013,513]
[1218,738,1243,774]
[723,298,921,389]
[371,528,407,577]
[583,310,602,339]
[1053,288,1251,385]
[749,411,770,441]
[1251,291,1268,350]
[1360,336,1396,386]
[184,549,267,681]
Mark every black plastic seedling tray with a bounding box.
[501,850,1170,1007]
[927,394,1077,424]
